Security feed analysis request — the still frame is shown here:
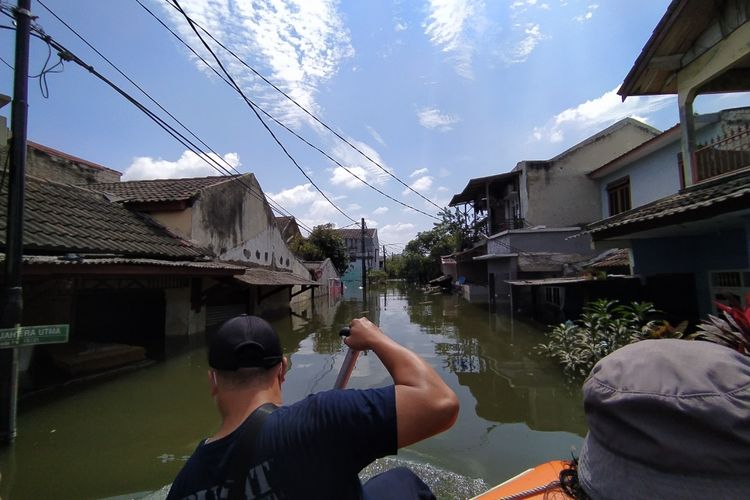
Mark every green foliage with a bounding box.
[367,269,388,286]
[289,224,349,275]
[394,208,479,283]
[536,299,667,379]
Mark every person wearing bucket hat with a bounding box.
[559,338,750,500]
[167,315,459,500]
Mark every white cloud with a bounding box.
[417,107,461,131]
[438,167,451,177]
[503,23,545,64]
[531,86,675,144]
[573,4,599,23]
[162,0,354,128]
[366,125,386,146]
[328,138,393,188]
[424,0,485,78]
[402,175,433,195]
[379,222,417,247]
[122,150,240,180]
[347,203,362,211]
[395,21,408,32]
[330,165,370,189]
[267,183,321,207]
[410,167,429,177]
[373,206,389,215]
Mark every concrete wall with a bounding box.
[488,229,593,256]
[189,174,302,274]
[522,122,658,227]
[597,120,732,216]
[151,210,193,241]
[632,228,748,318]
[23,144,121,184]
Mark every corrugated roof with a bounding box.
[89,175,239,203]
[449,171,519,206]
[507,275,638,286]
[234,267,319,286]
[587,168,750,237]
[0,177,201,258]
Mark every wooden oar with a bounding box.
[334,327,360,389]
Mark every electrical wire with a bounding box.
[139,0,438,220]
[25,25,317,236]
[159,0,446,214]
[171,0,357,224]
[34,0,311,233]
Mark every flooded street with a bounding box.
[0,285,585,499]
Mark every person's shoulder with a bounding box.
[293,385,395,407]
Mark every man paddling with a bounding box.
[167,314,459,500]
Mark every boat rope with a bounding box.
[498,480,561,500]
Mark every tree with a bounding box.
[396,208,479,283]
[289,224,349,275]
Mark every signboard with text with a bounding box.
[0,324,69,348]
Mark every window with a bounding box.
[607,177,631,216]
[710,269,750,312]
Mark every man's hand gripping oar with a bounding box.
[333,325,359,389]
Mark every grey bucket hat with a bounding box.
[578,339,750,500]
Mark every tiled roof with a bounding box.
[0,177,201,258]
[587,249,631,269]
[333,228,377,239]
[89,175,238,203]
[587,169,750,237]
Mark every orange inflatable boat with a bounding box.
[471,461,568,500]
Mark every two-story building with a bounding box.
[332,227,381,284]
[585,0,750,322]
[448,118,659,307]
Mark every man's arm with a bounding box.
[346,317,459,448]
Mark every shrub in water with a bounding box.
[536,299,671,379]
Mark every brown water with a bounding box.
[0,285,586,499]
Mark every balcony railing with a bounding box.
[472,217,527,236]
[679,125,750,185]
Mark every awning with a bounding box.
[234,267,319,287]
[507,275,637,286]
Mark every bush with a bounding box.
[536,299,668,379]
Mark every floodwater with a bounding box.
[0,285,586,499]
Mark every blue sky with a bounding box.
[1,0,748,250]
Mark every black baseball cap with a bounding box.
[208,315,283,370]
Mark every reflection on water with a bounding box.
[0,285,584,499]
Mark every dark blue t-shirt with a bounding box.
[167,385,397,500]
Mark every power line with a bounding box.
[170,0,357,224]
[160,0,446,214]
[142,0,438,220]
[24,23,317,237]
[34,0,311,234]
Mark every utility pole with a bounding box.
[382,244,386,273]
[360,218,366,302]
[1,0,32,445]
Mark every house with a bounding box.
[585,0,750,322]
[303,259,342,302]
[275,216,303,245]
[0,174,246,382]
[448,118,659,306]
[332,227,381,283]
[87,174,319,323]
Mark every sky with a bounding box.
[1,0,748,252]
